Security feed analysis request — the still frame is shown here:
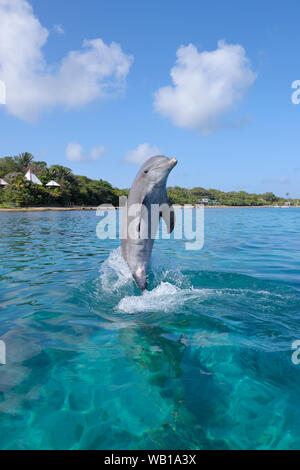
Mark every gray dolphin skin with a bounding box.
[121,155,177,291]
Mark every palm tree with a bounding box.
[15,152,34,172]
[49,165,73,183]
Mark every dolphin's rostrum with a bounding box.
[121,155,177,291]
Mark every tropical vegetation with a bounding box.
[0,153,120,207]
[0,153,298,207]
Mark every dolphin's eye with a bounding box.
[144,170,148,174]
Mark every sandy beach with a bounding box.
[0,205,297,212]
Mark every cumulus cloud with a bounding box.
[0,0,133,121]
[125,142,162,165]
[154,40,256,134]
[66,142,106,162]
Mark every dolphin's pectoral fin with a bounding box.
[160,203,176,234]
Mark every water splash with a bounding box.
[99,247,133,292]
[149,249,187,287]
[117,282,196,313]
[99,247,188,294]
[99,247,201,314]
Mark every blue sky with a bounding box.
[0,0,300,196]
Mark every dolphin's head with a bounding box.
[132,266,147,291]
[138,155,177,188]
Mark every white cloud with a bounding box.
[66,142,106,162]
[53,24,65,35]
[0,0,133,121]
[125,143,162,165]
[0,79,5,104]
[154,40,256,134]
[90,146,106,161]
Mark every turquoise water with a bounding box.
[0,208,300,449]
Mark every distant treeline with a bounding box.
[0,153,298,207]
[167,186,299,206]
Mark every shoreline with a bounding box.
[0,205,298,212]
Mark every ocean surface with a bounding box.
[0,208,300,450]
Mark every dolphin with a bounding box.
[121,155,177,291]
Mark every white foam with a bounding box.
[117,282,208,314]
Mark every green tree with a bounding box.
[15,152,35,172]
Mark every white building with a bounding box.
[25,169,42,185]
[46,180,60,187]
[0,178,8,186]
